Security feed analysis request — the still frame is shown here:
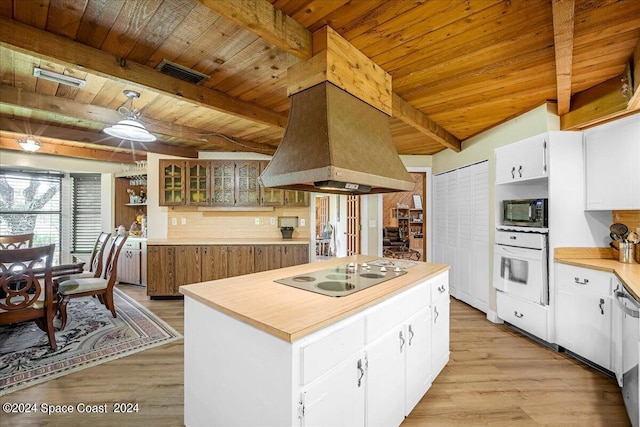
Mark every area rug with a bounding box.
[0,287,182,396]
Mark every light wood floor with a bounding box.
[0,285,630,426]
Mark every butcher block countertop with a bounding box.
[555,247,640,300]
[146,238,310,245]
[179,255,449,343]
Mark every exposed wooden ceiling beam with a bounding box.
[200,0,461,152]
[560,65,633,129]
[0,17,288,129]
[552,0,575,115]
[0,118,199,158]
[392,94,461,152]
[0,84,277,155]
[197,0,312,61]
[0,133,142,163]
[627,38,640,110]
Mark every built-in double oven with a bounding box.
[493,230,548,306]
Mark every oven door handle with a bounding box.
[615,291,640,318]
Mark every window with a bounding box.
[0,169,62,259]
[71,174,102,252]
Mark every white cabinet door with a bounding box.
[405,307,432,416]
[584,115,640,210]
[432,290,450,377]
[495,134,548,184]
[612,279,624,386]
[557,288,612,371]
[365,326,405,427]
[302,351,366,427]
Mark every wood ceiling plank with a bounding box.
[11,50,37,92]
[380,1,549,76]
[45,0,88,39]
[285,0,350,29]
[75,0,125,48]
[99,0,164,58]
[403,52,556,109]
[353,0,501,62]
[127,0,195,65]
[552,0,575,115]
[0,17,288,128]
[202,38,273,88]
[337,1,430,41]
[197,0,313,60]
[144,4,220,69]
[172,14,242,70]
[73,73,108,104]
[12,0,49,29]
[393,23,554,93]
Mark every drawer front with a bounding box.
[556,263,612,295]
[430,271,449,302]
[301,317,365,385]
[366,280,431,343]
[123,240,142,250]
[497,291,548,341]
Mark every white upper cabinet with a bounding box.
[584,114,640,210]
[495,134,549,184]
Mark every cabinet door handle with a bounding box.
[514,311,524,318]
[511,166,516,179]
[518,165,522,177]
[356,359,364,388]
[542,139,548,173]
[434,307,439,323]
[574,277,589,285]
[438,285,446,293]
[399,330,405,353]
[408,325,414,346]
[599,298,605,315]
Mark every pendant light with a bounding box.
[103,90,156,142]
[18,136,42,153]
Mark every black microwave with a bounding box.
[502,199,548,227]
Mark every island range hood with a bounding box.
[259,26,415,195]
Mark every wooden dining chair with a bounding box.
[57,235,128,329]
[55,232,112,283]
[0,243,58,350]
[0,233,34,250]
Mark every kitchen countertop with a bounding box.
[179,255,449,342]
[555,247,640,300]
[146,238,310,245]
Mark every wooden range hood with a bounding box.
[259,27,414,195]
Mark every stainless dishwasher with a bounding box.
[616,286,640,427]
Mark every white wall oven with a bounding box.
[493,230,548,305]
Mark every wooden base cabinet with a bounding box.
[183,270,449,426]
[149,244,309,297]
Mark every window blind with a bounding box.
[71,174,102,252]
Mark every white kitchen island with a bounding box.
[180,255,450,427]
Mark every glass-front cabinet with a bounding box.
[235,161,261,206]
[210,161,236,206]
[159,159,308,208]
[187,161,209,206]
[160,160,185,206]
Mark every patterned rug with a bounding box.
[0,287,182,396]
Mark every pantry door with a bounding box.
[346,195,360,255]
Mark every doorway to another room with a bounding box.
[382,172,426,261]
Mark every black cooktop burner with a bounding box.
[275,262,407,297]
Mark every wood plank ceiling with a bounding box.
[0,0,639,163]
